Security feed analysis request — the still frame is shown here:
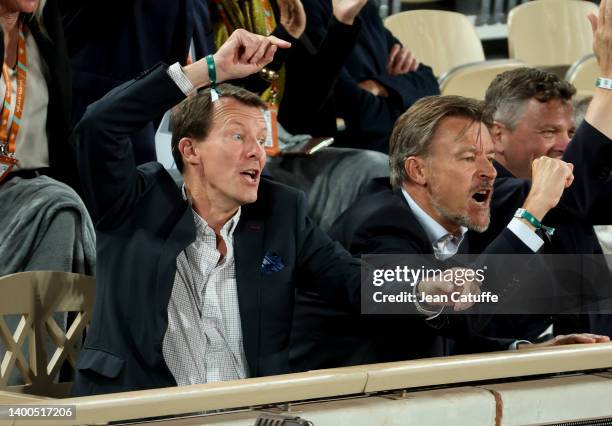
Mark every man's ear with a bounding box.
[178,137,200,168]
[404,156,428,186]
[490,121,505,152]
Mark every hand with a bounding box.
[357,79,389,97]
[518,333,610,349]
[333,0,368,25]
[213,29,291,83]
[523,157,574,221]
[417,267,482,312]
[387,43,419,76]
[588,0,612,78]
[278,0,306,39]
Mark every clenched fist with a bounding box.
[523,157,574,222]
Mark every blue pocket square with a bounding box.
[261,251,285,275]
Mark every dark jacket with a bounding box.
[67,0,214,164]
[291,177,535,370]
[455,121,612,353]
[70,64,362,396]
[298,0,440,152]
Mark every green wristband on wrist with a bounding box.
[514,208,555,236]
[205,54,219,101]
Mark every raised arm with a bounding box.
[72,29,290,227]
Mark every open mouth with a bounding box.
[471,188,492,205]
[240,169,260,183]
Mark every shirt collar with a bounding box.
[182,184,241,239]
[401,188,467,258]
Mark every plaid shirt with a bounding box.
[162,206,249,386]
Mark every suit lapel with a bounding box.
[391,186,434,254]
[234,217,265,376]
[155,202,195,335]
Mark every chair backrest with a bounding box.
[0,271,95,398]
[566,53,598,97]
[384,10,485,77]
[508,0,598,67]
[439,59,527,99]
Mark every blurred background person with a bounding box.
[0,0,94,275]
[297,0,440,152]
[66,0,214,164]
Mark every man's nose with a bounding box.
[478,156,497,180]
[560,132,571,148]
[552,132,571,156]
[246,137,266,160]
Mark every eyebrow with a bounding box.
[455,147,478,155]
[223,120,246,128]
[455,147,495,155]
[538,125,561,130]
[537,123,576,131]
[223,121,267,136]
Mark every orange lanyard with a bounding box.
[0,21,27,155]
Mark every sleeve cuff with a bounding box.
[167,62,196,97]
[508,339,532,350]
[508,217,544,252]
[413,282,445,320]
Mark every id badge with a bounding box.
[0,154,18,184]
[263,103,280,157]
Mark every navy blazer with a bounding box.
[70,64,361,396]
[291,177,536,370]
[455,122,612,353]
[469,121,612,253]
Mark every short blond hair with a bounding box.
[389,95,491,187]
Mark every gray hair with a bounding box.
[389,95,491,187]
[485,67,576,130]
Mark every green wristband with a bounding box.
[205,55,216,87]
[514,208,555,236]
[205,54,219,101]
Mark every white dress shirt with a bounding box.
[162,187,249,385]
[401,188,544,255]
[401,188,537,348]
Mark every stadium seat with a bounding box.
[508,0,598,67]
[0,271,95,398]
[384,10,485,77]
[566,53,598,98]
[439,59,527,99]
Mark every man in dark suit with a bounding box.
[442,3,612,352]
[461,73,612,348]
[290,94,607,371]
[480,67,612,260]
[70,28,467,396]
[70,30,342,396]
